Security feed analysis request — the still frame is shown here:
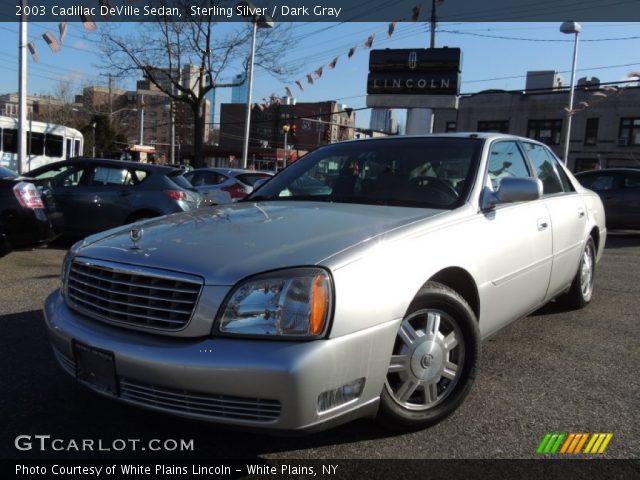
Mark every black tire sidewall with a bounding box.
[378,282,480,430]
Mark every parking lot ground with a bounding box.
[1,232,638,460]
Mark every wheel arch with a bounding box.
[589,225,600,252]
[426,267,480,321]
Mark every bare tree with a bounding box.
[99,0,293,166]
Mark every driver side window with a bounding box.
[487,141,531,190]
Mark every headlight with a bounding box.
[61,240,85,296]
[217,268,332,339]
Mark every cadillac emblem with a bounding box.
[130,225,143,249]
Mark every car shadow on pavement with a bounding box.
[604,230,640,249]
[3,308,398,461]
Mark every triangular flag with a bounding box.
[364,35,375,49]
[348,46,356,58]
[306,74,315,85]
[314,66,323,79]
[59,22,68,43]
[42,32,61,53]
[328,57,338,69]
[411,5,421,21]
[27,42,39,63]
[295,80,304,91]
[388,22,397,37]
[81,14,97,31]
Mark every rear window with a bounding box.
[167,171,193,189]
[237,173,272,186]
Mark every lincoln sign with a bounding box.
[366,48,461,109]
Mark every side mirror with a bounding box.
[481,177,542,210]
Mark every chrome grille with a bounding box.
[120,379,281,422]
[66,259,202,331]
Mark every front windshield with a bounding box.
[246,137,483,209]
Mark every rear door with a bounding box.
[521,142,588,298]
[83,164,140,232]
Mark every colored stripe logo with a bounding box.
[537,433,613,454]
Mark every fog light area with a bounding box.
[317,378,365,413]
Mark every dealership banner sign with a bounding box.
[366,48,461,109]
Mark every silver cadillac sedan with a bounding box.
[44,134,606,432]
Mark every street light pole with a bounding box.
[560,21,582,166]
[238,1,273,169]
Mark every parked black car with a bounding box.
[575,168,640,229]
[0,166,60,256]
[28,159,202,236]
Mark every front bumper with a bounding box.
[44,290,397,432]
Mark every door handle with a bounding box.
[577,208,585,218]
[119,191,130,197]
[537,218,549,231]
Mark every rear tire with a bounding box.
[559,237,596,309]
[376,282,480,431]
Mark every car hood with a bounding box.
[77,201,444,285]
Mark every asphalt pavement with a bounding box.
[1,233,638,461]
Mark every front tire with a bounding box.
[377,282,480,430]
[559,237,596,309]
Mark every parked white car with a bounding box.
[44,134,606,432]
[184,168,273,203]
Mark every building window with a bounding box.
[478,120,509,133]
[527,119,562,145]
[619,118,640,146]
[584,118,599,145]
[445,121,457,132]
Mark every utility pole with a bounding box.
[170,101,176,164]
[138,94,145,145]
[281,124,289,171]
[17,0,27,175]
[430,0,437,48]
[108,73,113,118]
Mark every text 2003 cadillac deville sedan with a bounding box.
[44,134,606,432]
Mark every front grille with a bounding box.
[66,260,202,331]
[120,379,281,422]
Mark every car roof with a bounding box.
[336,132,546,145]
[194,168,273,176]
[33,158,181,174]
